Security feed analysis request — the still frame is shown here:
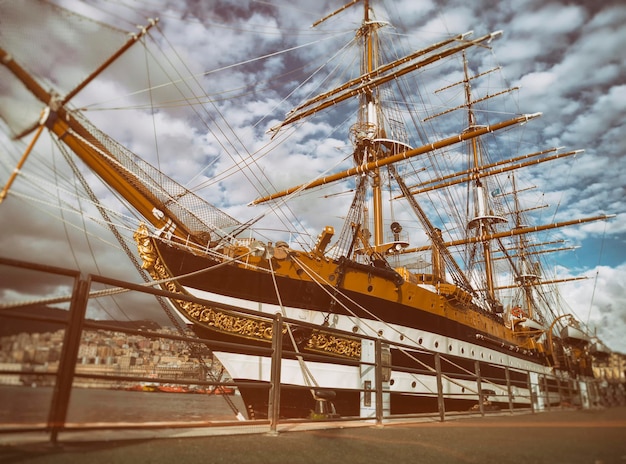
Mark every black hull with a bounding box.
[236,380,535,420]
[151,240,583,419]
[190,324,547,420]
[155,240,547,365]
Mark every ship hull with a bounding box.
[154,240,544,362]
[145,238,576,419]
[210,350,557,419]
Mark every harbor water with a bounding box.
[0,385,247,426]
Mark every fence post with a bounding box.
[475,360,484,416]
[527,374,535,414]
[434,353,445,422]
[48,275,90,444]
[505,366,514,413]
[543,375,551,411]
[566,380,571,406]
[374,339,383,426]
[267,312,283,435]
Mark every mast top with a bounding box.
[312,0,363,28]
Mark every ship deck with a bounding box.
[2,406,625,464]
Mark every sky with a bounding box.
[0,0,625,352]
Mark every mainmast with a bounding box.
[353,0,385,247]
[462,52,507,311]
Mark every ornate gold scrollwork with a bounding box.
[133,223,157,270]
[133,225,360,358]
[307,330,361,359]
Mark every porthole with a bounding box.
[367,285,373,292]
[352,326,359,333]
[471,350,475,356]
[461,387,465,393]
[296,269,304,276]
[448,345,453,351]
[489,354,493,360]
[481,353,484,359]
[434,341,439,348]
[390,379,395,386]
[399,334,405,341]
[378,330,384,337]
[411,381,417,388]
[461,348,465,354]
[418,337,423,345]
[329,274,335,281]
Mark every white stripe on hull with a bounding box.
[182,284,553,378]
[213,350,536,406]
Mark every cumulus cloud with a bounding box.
[561,264,626,353]
[0,0,624,352]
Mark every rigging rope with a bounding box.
[587,219,608,326]
[55,138,129,321]
[146,25,316,249]
[267,257,320,398]
[289,255,499,396]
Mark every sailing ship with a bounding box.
[0,0,614,419]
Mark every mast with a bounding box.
[463,52,506,310]
[405,214,614,252]
[253,113,539,204]
[357,0,384,246]
[510,173,540,318]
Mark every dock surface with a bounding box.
[1,407,625,463]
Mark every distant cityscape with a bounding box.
[1,320,624,403]
[0,326,229,391]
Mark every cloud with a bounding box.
[562,263,626,353]
[1,0,624,353]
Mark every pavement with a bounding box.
[1,407,625,464]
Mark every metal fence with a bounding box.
[0,256,601,443]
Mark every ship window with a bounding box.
[367,285,373,292]
[352,326,359,333]
[378,330,384,337]
[471,350,475,356]
[448,345,453,351]
[434,341,439,348]
[399,334,404,341]
[390,379,395,386]
[461,348,465,354]
[418,337,423,344]
[411,381,416,388]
